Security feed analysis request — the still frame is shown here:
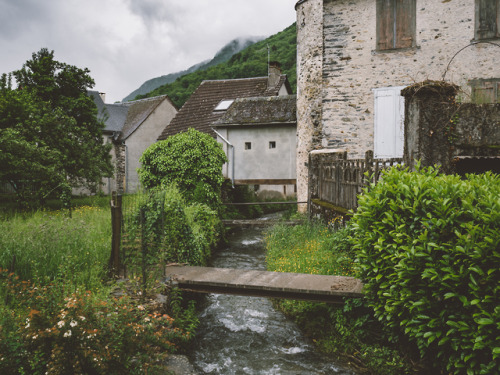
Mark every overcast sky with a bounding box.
[0,0,297,103]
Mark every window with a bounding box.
[376,0,416,51]
[269,141,276,149]
[475,0,500,40]
[214,99,234,111]
[470,78,500,103]
[245,142,252,150]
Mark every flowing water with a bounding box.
[188,223,355,375]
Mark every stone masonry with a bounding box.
[295,0,500,210]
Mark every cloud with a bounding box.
[0,0,297,102]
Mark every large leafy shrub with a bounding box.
[351,166,500,374]
[123,186,218,276]
[138,128,227,210]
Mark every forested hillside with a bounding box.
[136,23,297,109]
[122,37,262,102]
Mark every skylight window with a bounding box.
[214,99,234,111]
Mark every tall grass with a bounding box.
[265,219,355,276]
[0,205,111,289]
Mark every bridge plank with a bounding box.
[165,265,363,304]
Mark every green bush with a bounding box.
[351,166,500,374]
[138,128,227,211]
[123,186,219,273]
[265,222,412,374]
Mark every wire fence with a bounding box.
[112,188,219,295]
[111,192,172,295]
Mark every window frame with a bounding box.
[474,0,500,41]
[376,0,416,51]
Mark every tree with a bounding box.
[0,49,112,207]
[138,128,228,209]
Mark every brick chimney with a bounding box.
[268,61,282,89]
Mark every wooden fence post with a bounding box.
[109,191,122,277]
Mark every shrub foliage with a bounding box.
[138,128,227,210]
[351,166,500,374]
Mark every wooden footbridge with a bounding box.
[165,265,363,304]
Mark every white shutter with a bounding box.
[373,86,405,158]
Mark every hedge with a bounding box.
[350,166,500,375]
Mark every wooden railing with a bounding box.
[309,150,402,212]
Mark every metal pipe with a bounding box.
[212,128,235,186]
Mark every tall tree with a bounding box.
[0,49,112,207]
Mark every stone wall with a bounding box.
[296,0,324,212]
[403,81,500,174]
[295,0,500,204]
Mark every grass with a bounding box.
[265,218,355,276]
[265,219,413,375]
[0,204,111,289]
[0,195,198,374]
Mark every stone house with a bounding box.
[158,62,296,197]
[212,95,297,198]
[89,92,178,194]
[294,0,500,206]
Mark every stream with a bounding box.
[187,222,355,374]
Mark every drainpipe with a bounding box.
[212,128,235,187]
[124,143,128,194]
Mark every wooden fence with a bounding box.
[308,150,402,212]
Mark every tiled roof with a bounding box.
[212,95,297,127]
[89,91,176,140]
[157,75,291,140]
[119,95,175,141]
[103,104,129,134]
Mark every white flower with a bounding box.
[144,317,150,322]
[32,335,38,340]
[137,305,145,311]
[57,320,65,328]
[25,323,30,329]
[70,320,77,327]
[79,316,85,321]
[63,330,72,338]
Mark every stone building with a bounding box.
[295,0,500,207]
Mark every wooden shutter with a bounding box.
[377,0,395,50]
[395,0,416,49]
[373,87,405,158]
[475,0,499,40]
[471,79,500,103]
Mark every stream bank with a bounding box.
[185,225,354,374]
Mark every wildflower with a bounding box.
[63,330,72,338]
[70,320,77,327]
[57,320,65,328]
[79,316,86,321]
[137,305,145,311]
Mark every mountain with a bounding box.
[136,23,297,109]
[122,36,263,102]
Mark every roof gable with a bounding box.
[119,95,175,141]
[157,75,292,140]
[89,91,176,140]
